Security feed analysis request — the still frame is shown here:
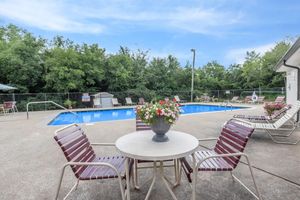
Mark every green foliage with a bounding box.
[0,24,291,100]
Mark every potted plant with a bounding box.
[64,99,74,109]
[264,102,285,116]
[136,100,181,142]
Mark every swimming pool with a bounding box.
[48,104,245,126]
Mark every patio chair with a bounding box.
[211,95,218,102]
[275,96,285,103]
[125,97,136,106]
[0,104,5,115]
[244,96,252,103]
[53,124,132,200]
[257,96,265,104]
[93,98,101,108]
[234,104,291,122]
[3,101,18,113]
[201,95,211,102]
[234,101,300,145]
[174,95,187,103]
[180,119,262,200]
[133,117,178,189]
[112,98,121,106]
[230,96,240,103]
[138,97,147,105]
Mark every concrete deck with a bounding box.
[0,104,299,200]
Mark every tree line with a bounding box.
[0,24,290,98]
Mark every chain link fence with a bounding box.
[0,87,286,112]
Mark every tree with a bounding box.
[0,24,45,92]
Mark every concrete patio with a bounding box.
[0,104,299,200]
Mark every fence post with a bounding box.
[44,93,47,111]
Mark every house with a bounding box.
[275,37,300,119]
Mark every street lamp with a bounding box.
[191,49,196,102]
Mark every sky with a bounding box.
[0,0,299,67]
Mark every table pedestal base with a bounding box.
[144,161,179,200]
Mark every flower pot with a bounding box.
[151,117,171,142]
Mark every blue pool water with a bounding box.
[48,104,245,126]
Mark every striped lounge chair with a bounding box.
[54,124,132,200]
[180,119,262,200]
[234,101,300,145]
[233,104,291,122]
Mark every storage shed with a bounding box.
[92,92,114,108]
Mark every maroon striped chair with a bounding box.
[180,120,262,200]
[54,124,132,200]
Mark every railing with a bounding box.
[219,101,233,111]
[26,101,77,119]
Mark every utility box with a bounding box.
[92,92,114,108]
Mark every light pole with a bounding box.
[191,49,196,102]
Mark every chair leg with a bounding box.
[230,171,234,182]
[191,153,197,200]
[231,157,262,200]
[55,166,66,200]
[265,129,300,145]
[63,180,79,200]
[267,126,296,137]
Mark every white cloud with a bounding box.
[0,0,243,35]
[225,43,276,64]
[0,0,104,33]
[81,2,243,35]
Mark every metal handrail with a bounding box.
[219,101,233,111]
[26,101,77,119]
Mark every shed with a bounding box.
[92,92,114,108]
[275,37,300,119]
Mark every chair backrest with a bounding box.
[245,96,252,101]
[112,98,119,105]
[93,98,101,106]
[138,98,145,105]
[270,105,291,119]
[275,96,285,103]
[174,96,180,102]
[54,124,96,178]
[126,97,132,104]
[258,96,265,102]
[273,101,300,128]
[231,96,239,101]
[136,116,151,131]
[3,101,14,109]
[213,120,254,169]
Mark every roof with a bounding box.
[92,92,114,97]
[0,84,17,91]
[275,37,300,71]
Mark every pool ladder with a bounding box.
[26,101,78,119]
[219,101,233,111]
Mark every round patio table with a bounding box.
[116,130,199,200]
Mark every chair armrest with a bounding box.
[63,161,126,184]
[197,138,218,150]
[198,138,218,142]
[90,143,115,146]
[196,152,251,168]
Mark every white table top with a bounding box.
[115,130,199,161]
